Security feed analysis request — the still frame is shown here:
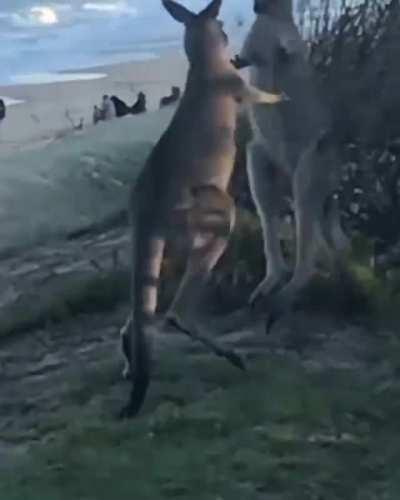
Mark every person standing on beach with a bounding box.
[0,99,6,122]
[0,99,5,141]
[101,94,116,121]
[93,105,102,125]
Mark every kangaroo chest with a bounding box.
[246,19,330,165]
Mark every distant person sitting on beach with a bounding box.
[159,86,181,108]
[101,94,116,121]
[110,93,147,117]
[131,92,147,114]
[93,105,102,125]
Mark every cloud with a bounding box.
[6,5,65,28]
[0,2,139,30]
[82,1,138,16]
[0,4,76,30]
[30,6,59,24]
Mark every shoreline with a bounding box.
[0,48,187,157]
[0,46,181,89]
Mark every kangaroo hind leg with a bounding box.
[166,186,246,370]
[247,143,291,306]
[167,185,235,325]
[323,194,350,256]
[265,144,337,333]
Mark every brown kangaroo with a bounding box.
[232,0,349,331]
[119,0,285,418]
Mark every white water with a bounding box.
[0,97,25,106]
[9,72,108,86]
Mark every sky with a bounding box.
[0,1,255,84]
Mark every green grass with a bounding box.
[1,353,399,499]
[213,215,400,323]
[0,106,176,256]
[2,207,400,341]
[0,270,130,339]
[3,214,400,340]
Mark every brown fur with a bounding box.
[119,0,284,417]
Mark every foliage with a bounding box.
[0,270,129,339]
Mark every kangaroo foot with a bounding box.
[263,284,298,335]
[249,270,291,309]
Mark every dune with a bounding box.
[0,105,177,256]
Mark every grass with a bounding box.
[0,107,176,256]
[2,214,400,340]
[1,352,399,499]
[0,269,130,339]
[209,211,400,323]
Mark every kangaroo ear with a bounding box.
[162,0,195,24]
[199,0,223,19]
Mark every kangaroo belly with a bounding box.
[250,66,330,167]
[174,122,236,189]
[198,125,235,156]
[144,92,238,229]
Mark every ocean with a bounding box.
[0,0,253,87]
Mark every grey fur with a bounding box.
[235,0,349,323]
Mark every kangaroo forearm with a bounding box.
[242,84,284,104]
[210,74,283,105]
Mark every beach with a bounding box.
[0,49,189,156]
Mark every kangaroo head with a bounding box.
[253,0,293,18]
[162,0,228,64]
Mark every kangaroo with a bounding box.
[232,0,349,330]
[119,0,285,418]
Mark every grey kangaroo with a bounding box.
[119,0,285,418]
[232,0,349,330]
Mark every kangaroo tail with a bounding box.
[125,319,151,417]
[120,186,153,419]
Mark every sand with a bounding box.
[0,49,188,157]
